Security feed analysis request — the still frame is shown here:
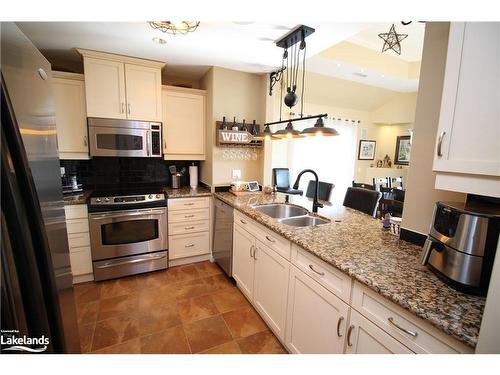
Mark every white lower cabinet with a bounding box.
[345,310,413,354]
[64,204,93,283]
[285,265,349,353]
[232,223,256,300]
[253,241,290,341]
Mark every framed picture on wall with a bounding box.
[358,140,376,160]
[395,135,411,165]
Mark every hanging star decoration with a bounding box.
[378,24,408,55]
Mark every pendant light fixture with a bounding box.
[265,25,339,139]
[301,116,339,137]
[253,124,278,140]
[149,21,200,35]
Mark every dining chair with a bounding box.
[343,187,382,217]
[389,176,404,190]
[352,180,375,190]
[306,180,334,201]
[373,177,390,191]
[272,168,303,195]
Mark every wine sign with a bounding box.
[217,130,254,145]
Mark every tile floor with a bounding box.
[74,261,287,354]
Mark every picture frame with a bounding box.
[395,135,411,165]
[358,140,376,160]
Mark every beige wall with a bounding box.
[402,22,466,235]
[372,92,417,124]
[200,67,267,187]
[162,74,201,89]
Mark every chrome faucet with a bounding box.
[292,169,323,213]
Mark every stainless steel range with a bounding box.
[88,189,168,281]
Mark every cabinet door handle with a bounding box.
[336,316,344,337]
[265,235,275,243]
[83,135,87,147]
[121,102,125,113]
[127,103,131,114]
[249,245,254,259]
[164,140,167,150]
[387,317,418,337]
[347,325,355,347]
[253,246,257,260]
[184,214,195,218]
[184,226,195,230]
[309,264,325,276]
[437,131,446,157]
[240,219,247,225]
[185,243,194,248]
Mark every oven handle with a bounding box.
[146,130,150,157]
[95,254,167,269]
[90,208,166,220]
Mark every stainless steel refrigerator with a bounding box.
[1,22,80,353]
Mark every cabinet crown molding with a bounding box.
[52,71,84,81]
[162,85,207,96]
[76,48,166,69]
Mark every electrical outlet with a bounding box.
[232,169,241,180]
[60,167,65,177]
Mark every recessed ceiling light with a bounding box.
[152,37,167,45]
[336,63,341,67]
[381,74,385,78]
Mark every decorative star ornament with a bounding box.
[378,24,408,55]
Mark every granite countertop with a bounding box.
[214,191,485,349]
[163,186,212,199]
[63,191,91,205]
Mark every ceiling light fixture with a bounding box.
[152,37,167,44]
[148,21,200,35]
[378,24,408,55]
[253,124,279,141]
[301,117,339,137]
[273,121,303,139]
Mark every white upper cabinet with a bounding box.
[52,72,89,159]
[83,57,127,119]
[125,64,162,121]
[78,49,164,122]
[433,23,500,196]
[162,86,206,160]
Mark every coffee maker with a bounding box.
[421,200,500,295]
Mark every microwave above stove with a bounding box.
[88,117,162,158]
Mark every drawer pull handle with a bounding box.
[437,131,446,157]
[184,203,195,206]
[347,325,354,347]
[185,244,195,248]
[309,264,325,276]
[265,235,275,243]
[240,219,247,225]
[184,226,195,230]
[336,316,344,337]
[387,317,418,337]
[184,214,195,218]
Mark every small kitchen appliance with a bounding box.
[421,201,500,295]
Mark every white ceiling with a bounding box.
[18,22,371,79]
[348,22,426,62]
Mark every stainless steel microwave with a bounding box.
[88,118,162,158]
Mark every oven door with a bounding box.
[89,125,149,157]
[89,207,168,261]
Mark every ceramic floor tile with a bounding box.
[183,315,233,353]
[177,294,219,323]
[97,293,138,321]
[140,325,191,354]
[138,286,178,310]
[164,264,200,284]
[74,282,101,304]
[174,279,210,301]
[92,315,140,351]
[92,338,142,354]
[137,303,182,336]
[210,288,251,313]
[200,340,242,354]
[202,274,236,292]
[100,276,139,299]
[222,306,268,339]
[76,301,99,325]
[237,330,287,354]
[136,270,168,288]
[78,323,95,353]
[194,261,223,278]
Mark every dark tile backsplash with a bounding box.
[61,158,199,190]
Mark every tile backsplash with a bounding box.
[61,158,199,190]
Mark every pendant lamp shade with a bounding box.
[253,124,279,140]
[301,117,339,137]
[273,121,303,139]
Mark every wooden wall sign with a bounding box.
[217,130,254,145]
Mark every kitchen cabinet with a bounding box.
[64,204,93,283]
[433,22,500,197]
[52,72,89,159]
[162,86,206,160]
[232,223,256,299]
[285,265,349,354]
[78,49,164,122]
[253,240,290,340]
[344,310,413,354]
[168,197,210,261]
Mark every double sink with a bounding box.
[251,203,330,227]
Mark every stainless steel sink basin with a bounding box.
[279,215,330,227]
[252,204,309,219]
